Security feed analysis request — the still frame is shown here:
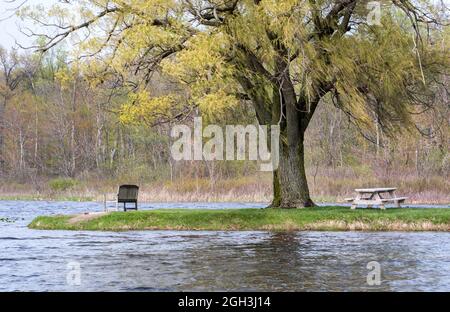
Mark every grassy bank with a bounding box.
[29,206,450,232]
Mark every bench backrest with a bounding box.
[117,185,139,202]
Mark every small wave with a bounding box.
[124,286,174,291]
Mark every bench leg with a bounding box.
[395,201,401,208]
[379,203,386,210]
[351,203,357,210]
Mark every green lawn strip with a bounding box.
[28,207,450,231]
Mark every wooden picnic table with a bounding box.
[345,188,407,210]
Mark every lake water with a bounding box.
[0,200,449,291]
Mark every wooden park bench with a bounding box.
[104,184,139,212]
[345,188,407,210]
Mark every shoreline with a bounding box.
[28,207,450,232]
[1,195,448,206]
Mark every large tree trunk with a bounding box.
[270,130,315,208]
[267,65,316,208]
[264,90,317,208]
[272,67,316,208]
[238,54,319,208]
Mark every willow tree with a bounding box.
[22,0,448,207]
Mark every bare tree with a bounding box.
[0,47,25,173]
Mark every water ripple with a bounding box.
[0,200,449,291]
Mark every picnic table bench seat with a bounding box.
[347,188,407,209]
[380,197,407,203]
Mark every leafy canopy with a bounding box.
[21,0,449,133]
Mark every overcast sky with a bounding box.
[0,0,26,49]
[0,0,59,50]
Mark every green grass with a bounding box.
[28,206,450,232]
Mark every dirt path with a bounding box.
[68,212,109,224]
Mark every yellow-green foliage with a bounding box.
[119,90,178,125]
[25,0,449,131]
[161,32,240,119]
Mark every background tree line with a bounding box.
[0,45,448,203]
